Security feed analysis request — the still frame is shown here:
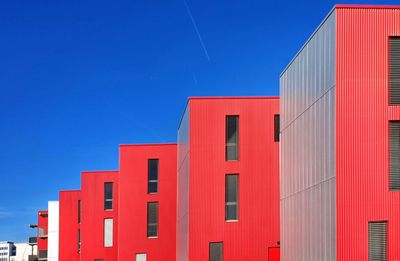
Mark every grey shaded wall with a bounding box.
[280,10,336,261]
[177,104,190,261]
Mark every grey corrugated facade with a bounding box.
[280,10,336,261]
[177,103,190,261]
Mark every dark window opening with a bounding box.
[389,121,400,190]
[77,229,81,253]
[274,114,280,142]
[225,174,238,221]
[209,242,223,261]
[368,221,387,261]
[104,182,113,210]
[226,116,239,161]
[148,159,159,194]
[389,36,400,104]
[78,200,81,224]
[147,202,158,237]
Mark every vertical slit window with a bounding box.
[104,182,113,210]
[225,174,238,221]
[209,242,223,261]
[226,116,239,161]
[147,202,158,237]
[104,218,113,247]
[148,159,159,194]
[274,114,280,142]
[77,229,81,252]
[368,221,387,261]
[78,200,81,224]
[390,121,400,190]
[390,37,400,104]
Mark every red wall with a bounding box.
[37,210,48,252]
[180,97,280,260]
[336,6,400,260]
[81,171,118,261]
[118,144,177,261]
[59,190,81,261]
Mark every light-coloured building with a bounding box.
[9,243,37,261]
[0,241,16,261]
[47,201,59,261]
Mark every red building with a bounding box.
[280,5,400,260]
[177,97,280,261]
[118,144,177,261]
[80,170,119,261]
[37,210,48,261]
[59,190,81,261]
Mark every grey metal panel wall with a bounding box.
[177,104,190,261]
[280,11,336,261]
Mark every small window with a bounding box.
[226,116,239,161]
[274,114,280,142]
[225,174,238,221]
[368,221,387,261]
[136,253,147,261]
[209,242,223,261]
[104,218,113,247]
[78,200,81,224]
[77,229,81,252]
[104,183,113,210]
[147,202,158,238]
[389,37,400,105]
[148,159,159,194]
[389,121,400,190]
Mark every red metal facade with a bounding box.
[37,210,48,253]
[59,190,81,261]
[336,6,400,260]
[118,144,177,261]
[178,97,280,260]
[81,170,118,261]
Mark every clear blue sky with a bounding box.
[0,0,397,242]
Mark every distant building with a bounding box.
[0,241,16,261]
[9,243,37,261]
[37,210,48,261]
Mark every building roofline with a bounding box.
[178,96,279,130]
[81,170,119,174]
[120,143,177,147]
[335,4,400,9]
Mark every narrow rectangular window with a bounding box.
[78,200,81,224]
[274,114,280,142]
[226,116,239,161]
[209,242,223,261]
[77,229,81,252]
[368,221,387,261]
[104,182,113,210]
[148,159,159,194]
[104,218,113,247]
[389,37,400,104]
[225,174,238,221]
[136,253,147,261]
[390,121,400,190]
[147,202,158,237]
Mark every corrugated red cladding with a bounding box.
[184,97,280,260]
[59,190,81,261]
[336,7,400,260]
[37,210,48,252]
[80,170,118,261]
[118,144,177,261]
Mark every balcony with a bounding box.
[38,227,48,238]
[38,250,47,260]
[28,237,38,245]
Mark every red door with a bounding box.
[268,247,280,261]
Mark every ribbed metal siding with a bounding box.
[390,37,400,104]
[280,10,336,261]
[336,7,400,260]
[368,222,387,261]
[390,121,400,190]
[177,104,190,261]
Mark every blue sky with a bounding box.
[0,0,397,242]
